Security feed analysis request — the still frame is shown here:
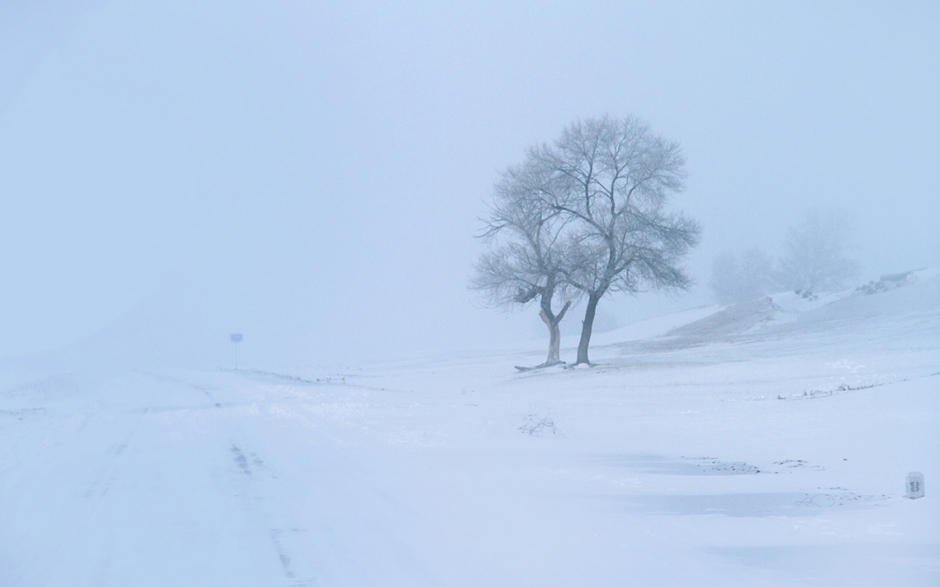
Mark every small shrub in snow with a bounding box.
[517,413,560,436]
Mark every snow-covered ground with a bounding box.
[1,271,938,586]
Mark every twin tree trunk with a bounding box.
[538,292,599,367]
[575,293,600,366]
[539,300,570,366]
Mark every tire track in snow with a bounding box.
[226,438,315,586]
[142,370,314,585]
[142,370,311,584]
[131,369,309,583]
[147,368,432,585]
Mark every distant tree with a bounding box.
[709,250,740,304]
[709,246,774,304]
[777,210,860,293]
[533,116,701,365]
[740,247,775,296]
[471,159,575,366]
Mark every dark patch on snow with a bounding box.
[770,459,825,472]
[855,270,920,295]
[608,454,826,475]
[517,412,561,436]
[0,407,46,420]
[609,454,761,475]
[230,444,252,476]
[269,529,296,579]
[681,457,761,475]
[777,381,880,400]
[514,360,566,372]
[229,368,345,386]
[624,488,888,517]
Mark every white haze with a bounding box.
[2,1,938,366]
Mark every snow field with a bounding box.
[1,272,938,585]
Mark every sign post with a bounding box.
[906,472,925,499]
[230,333,243,370]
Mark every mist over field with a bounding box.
[2,3,939,586]
[2,1,938,364]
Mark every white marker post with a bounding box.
[230,333,243,370]
[906,472,924,499]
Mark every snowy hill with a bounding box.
[1,269,938,586]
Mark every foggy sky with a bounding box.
[2,1,938,365]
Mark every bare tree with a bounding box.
[534,116,701,365]
[740,247,775,296]
[777,210,860,293]
[709,246,774,303]
[471,159,574,366]
[709,250,740,304]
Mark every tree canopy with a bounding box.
[474,115,700,366]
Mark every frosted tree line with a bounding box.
[709,210,860,304]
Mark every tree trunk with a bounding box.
[540,309,561,364]
[539,301,570,365]
[575,293,600,365]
